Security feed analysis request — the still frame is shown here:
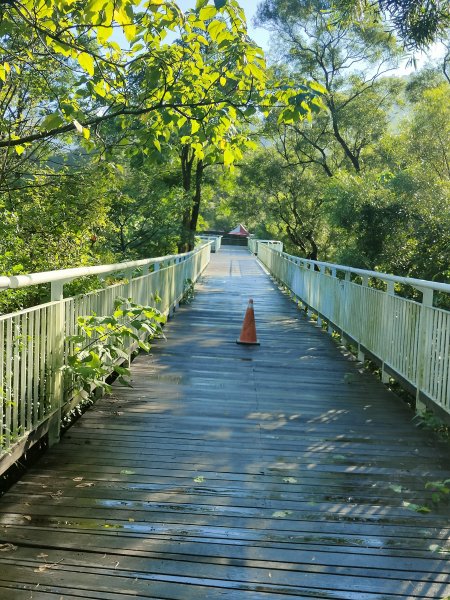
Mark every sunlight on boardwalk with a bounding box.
[0,247,449,599]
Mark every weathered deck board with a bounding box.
[0,247,449,599]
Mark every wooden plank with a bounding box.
[0,247,449,599]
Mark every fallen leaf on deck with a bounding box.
[0,543,17,552]
[272,510,292,518]
[120,470,135,475]
[283,477,298,484]
[76,482,94,488]
[34,559,63,573]
[194,476,205,483]
[388,484,403,493]
[402,501,431,513]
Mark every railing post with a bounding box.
[126,268,134,298]
[328,268,337,334]
[340,272,351,345]
[48,281,65,446]
[415,288,434,413]
[358,275,370,362]
[381,280,396,384]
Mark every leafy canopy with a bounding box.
[0,0,324,167]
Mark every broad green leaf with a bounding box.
[214,0,227,8]
[402,501,431,513]
[223,147,234,166]
[78,52,95,76]
[85,0,107,16]
[199,6,217,20]
[97,25,113,43]
[208,19,226,41]
[41,113,64,131]
[193,142,204,159]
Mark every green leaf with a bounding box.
[191,120,201,135]
[223,147,234,166]
[78,52,95,76]
[67,335,85,344]
[41,113,64,131]
[114,365,130,376]
[208,19,226,41]
[388,484,403,493]
[199,6,217,20]
[214,0,227,8]
[402,501,431,513]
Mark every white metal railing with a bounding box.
[256,242,450,416]
[197,235,222,252]
[0,243,212,468]
[248,238,283,254]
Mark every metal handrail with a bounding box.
[282,253,450,295]
[0,247,202,291]
[255,240,450,418]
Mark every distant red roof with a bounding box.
[228,224,250,237]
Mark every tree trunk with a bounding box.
[327,98,361,172]
[188,159,204,251]
[178,145,194,253]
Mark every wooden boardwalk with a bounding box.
[0,246,449,599]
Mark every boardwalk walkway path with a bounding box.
[0,247,449,599]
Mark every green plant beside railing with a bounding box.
[65,297,165,396]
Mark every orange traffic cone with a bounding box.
[236,299,260,345]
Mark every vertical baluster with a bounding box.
[33,310,40,427]
[39,307,47,421]
[11,315,20,442]
[5,319,12,449]
[48,281,65,445]
[0,320,4,449]
[27,311,34,431]
[415,288,433,412]
[441,313,450,410]
[433,309,444,404]
[20,313,28,437]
